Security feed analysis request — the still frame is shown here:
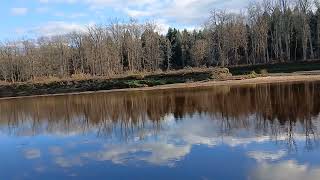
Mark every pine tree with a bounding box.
[166,28,182,69]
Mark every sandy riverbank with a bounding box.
[112,74,320,91]
[1,74,320,100]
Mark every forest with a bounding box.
[1,0,320,82]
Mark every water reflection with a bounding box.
[0,81,320,179]
[1,82,319,145]
[250,159,320,180]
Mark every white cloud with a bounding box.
[54,12,88,18]
[248,150,287,162]
[30,21,87,36]
[251,160,320,180]
[24,149,41,159]
[125,9,152,18]
[69,13,88,18]
[39,0,78,3]
[153,19,171,34]
[11,8,28,16]
[81,143,191,166]
[36,0,253,25]
[54,157,83,167]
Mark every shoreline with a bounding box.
[1,74,320,100]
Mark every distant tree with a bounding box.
[167,28,183,69]
[160,35,172,70]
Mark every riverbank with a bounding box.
[229,60,320,75]
[0,68,231,98]
[1,70,320,100]
[94,73,320,95]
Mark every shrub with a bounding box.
[260,69,268,76]
[0,81,11,85]
[210,68,232,80]
[248,71,258,78]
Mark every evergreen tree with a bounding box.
[166,28,183,69]
[181,29,192,67]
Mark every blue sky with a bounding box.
[0,0,254,40]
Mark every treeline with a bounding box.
[2,0,320,82]
[0,21,173,82]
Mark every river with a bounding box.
[0,81,320,180]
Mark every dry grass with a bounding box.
[0,81,11,85]
[70,73,93,80]
[122,71,146,80]
[105,67,228,80]
[153,67,230,76]
[29,76,62,84]
[3,67,231,86]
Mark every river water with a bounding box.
[1,81,320,180]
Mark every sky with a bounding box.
[0,0,254,40]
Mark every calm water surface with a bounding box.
[1,81,320,180]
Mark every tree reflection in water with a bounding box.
[0,81,319,151]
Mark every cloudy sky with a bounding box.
[0,0,254,40]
